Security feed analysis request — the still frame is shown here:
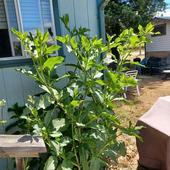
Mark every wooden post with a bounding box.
[16,158,24,170]
[0,135,47,169]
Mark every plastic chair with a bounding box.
[123,70,140,98]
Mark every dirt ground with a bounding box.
[110,75,170,170]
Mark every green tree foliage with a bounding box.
[105,0,166,35]
[12,15,155,170]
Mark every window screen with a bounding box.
[19,0,42,32]
[0,0,12,57]
[6,0,22,56]
[153,24,166,36]
[0,0,55,58]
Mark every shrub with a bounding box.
[12,15,154,170]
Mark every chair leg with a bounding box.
[123,86,128,98]
[123,93,127,99]
[136,85,140,96]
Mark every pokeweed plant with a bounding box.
[12,15,154,170]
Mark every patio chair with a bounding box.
[123,70,140,98]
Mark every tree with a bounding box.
[105,0,166,35]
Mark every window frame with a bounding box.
[152,23,166,37]
[0,0,56,63]
[3,0,15,56]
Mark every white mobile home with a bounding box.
[146,17,170,58]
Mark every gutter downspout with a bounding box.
[97,0,109,80]
[97,0,109,43]
[52,0,64,56]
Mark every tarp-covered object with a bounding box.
[137,96,170,170]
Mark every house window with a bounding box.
[0,0,56,58]
[0,0,12,57]
[153,24,166,36]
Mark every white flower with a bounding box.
[28,41,34,50]
[66,45,72,53]
[25,38,29,43]
[103,54,114,65]
[33,50,38,58]
[94,71,103,79]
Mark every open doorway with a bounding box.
[0,0,12,57]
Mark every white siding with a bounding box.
[0,67,40,169]
[57,0,99,78]
[58,0,99,37]
[146,23,170,52]
[87,0,99,37]
[0,67,40,131]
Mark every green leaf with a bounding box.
[81,36,90,51]
[90,132,104,142]
[145,22,154,33]
[114,142,126,156]
[60,138,71,147]
[61,159,73,170]
[70,37,78,49]
[36,96,47,110]
[52,118,65,131]
[0,120,6,125]
[44,110,54,127]
[130,35,139,45]
[103,55,114,65]
[138,24,145,34]
[16,68,37,81]
[43,56,64,72]
[95,79,106,86]
[56,36,66,43]
[78,27,90,35]
[106,34,115,42]
[76,122,85,127]
[51,141,60,156]
[60,14,69,29]
[67,87,74,97]
[44,156,56,170]
[66,45,72,53]
[70,100,82,107]
[92,37,103,48]
[90,158,103,170]
[94,71,103,79]
[79,146,89,170]
[101,112,120,125]
[33,124,42,135]
[46,45,61,54]
[0,99,6,107]
[36,93,55,110]
[50,131,62,138]
[94,90,104,103]
[42,31,49,43]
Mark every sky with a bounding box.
[166,0,170,4]
[156,0,170,16]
